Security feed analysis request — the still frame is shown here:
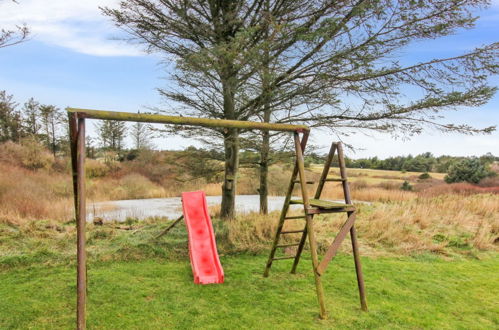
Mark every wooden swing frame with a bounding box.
[67,107,366,329]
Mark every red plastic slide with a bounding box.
[181,191,224,284]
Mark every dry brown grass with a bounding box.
[1,141,497,257]
[419,182,499,197]
[88,173,167,201]
[0,163,72,225]
[356,194,499,253]
[225,193,499,256]
[320,184,416,202]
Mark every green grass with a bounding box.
[1,253,498,329]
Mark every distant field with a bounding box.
[309,165,446,184]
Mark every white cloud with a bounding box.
[0,0,144,56]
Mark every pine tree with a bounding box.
[0,90,22,142]
[39,104,61,157]
[103,0,498,219]
[130,116,153,150]
[96,121,127,152]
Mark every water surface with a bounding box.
[88,195,303,221]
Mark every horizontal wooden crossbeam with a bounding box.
[67,108,309,132]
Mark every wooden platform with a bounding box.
[290,198,353,209]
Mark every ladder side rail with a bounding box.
[290,221,309,274]
[337,142,368,311]
[314,142,337,199]
[336,142,352,204]
[292,141,338,273]
[263,132,309,277]
[294,132,327,319]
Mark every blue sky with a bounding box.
[0,0,497,158]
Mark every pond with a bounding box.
[88,195,308,221]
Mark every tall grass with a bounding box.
[224,194,499,255]
[1,140,497,257]
[0,163,72,225]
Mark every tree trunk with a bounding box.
[220,128,239,219]
[259,1,271,215]
[50,121,57,158]
[220,70,239,220]
[259,129,270,214]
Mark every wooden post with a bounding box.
[294,132,327,319]
[336,142,367,311]
[314,142,337,199]
[76,117,87,329]
[155,215,184,239]
[69,113,78,220]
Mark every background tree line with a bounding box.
[341,152,498,174]
[0,90,66,156]
[0,90,155,157]
[1,86,495,187]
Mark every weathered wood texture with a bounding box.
[76,118,87,329]
[264,140,368,319]
[316,212,357,274]
[293,132,327,319]
[67,107,314,328]
[336,142,368,311]
[289,198,353,209]
[263,132,309,277]
[155,215,184,239]
[67,108,309,132]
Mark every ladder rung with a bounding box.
[293,180,315,184]
[281,230,305,234]
[284,215,306,220]
[272,256,296,260]
[325,177,346,182]
[277,243,300,248]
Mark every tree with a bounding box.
[130,116,153,150]
[103,0,498,219]
[239,130,292,213]
[0,90,22,142]
[39,105,61,157]
[0,1,29,49]
[22,98,41,137]
[444,158,491,184]
[96,120,127,152]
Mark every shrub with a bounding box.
[0,139,54,170]
[377,181,400,190]
[20,137,54,170]
[444,158,491,184]
[419,172,431,180]
[401,180,413,191]
[86,159,110,178]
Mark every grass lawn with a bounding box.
[1,253,497,329]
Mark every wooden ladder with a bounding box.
[263,134,367,318]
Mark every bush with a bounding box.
[419,172,431,180]
[377,181,400,190]
[401,180,413,191]
[444,158,491,184]
[20,137,54,170]
[86,159,110,178]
